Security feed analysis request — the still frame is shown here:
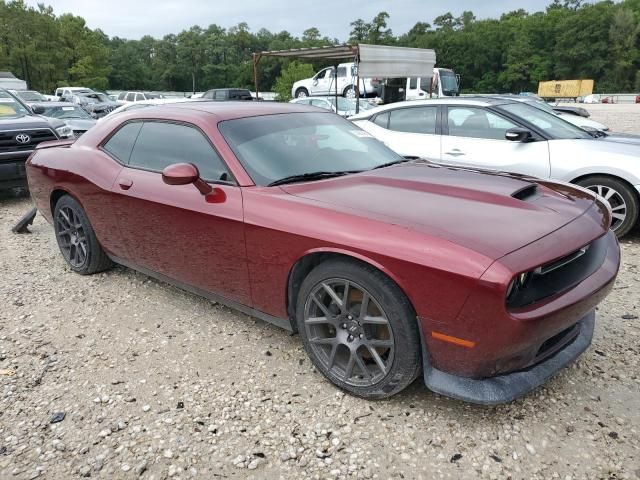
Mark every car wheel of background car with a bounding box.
[296,259,421,399]
[53,195,113,275]
[576,176,639,238]
[343,85,358,99]
[295,88,309,99]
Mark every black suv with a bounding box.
[201,88,254,101]
[0,89,72,190]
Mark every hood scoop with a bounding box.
[511,184,540,202]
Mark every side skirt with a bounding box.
[109,255,293,332]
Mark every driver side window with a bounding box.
[127,122,230,182]
[447,107,517,140]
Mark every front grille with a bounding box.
[73,130,86,138]
[507,234,609,309]
[0,128,57,154]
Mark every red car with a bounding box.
[26,102,620,404]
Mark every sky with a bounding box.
[25,0,556,40]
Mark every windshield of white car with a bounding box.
[0,91,30,117]
[79,93,109,103]
[40,105,92,120]
[498,102,592,140]
[17,91,45,102]
[219,112,402,186]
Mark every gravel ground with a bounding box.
[1,106,639,480]
[559,102,640,134]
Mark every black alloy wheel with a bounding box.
[53,195,112,275]
[304,278,395,387]
[296,259,421,399]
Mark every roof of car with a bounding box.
[348,97,519,119]
[138,100,325,121]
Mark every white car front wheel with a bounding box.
[577,176,639,237]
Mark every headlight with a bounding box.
[55,125,73,138]
[506,271,533,302]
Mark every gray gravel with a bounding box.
[1,106,639,479]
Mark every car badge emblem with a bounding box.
[15,133,31,144]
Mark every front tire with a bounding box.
[295,88,309,99]
[575,176,639,237]
[296,259,421,399]
[53,195,113,275]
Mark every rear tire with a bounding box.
[343,85,358,99]
[296,259,421,399]
[575,176,639,238]
[295,88,309,99]
[53,195,113,275]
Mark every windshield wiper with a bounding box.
[268,170,361,187]
[371,158,415,170]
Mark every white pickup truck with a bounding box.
[291,63,382,99]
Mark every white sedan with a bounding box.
[350,97,640,237]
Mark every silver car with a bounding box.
[350,97,640,237]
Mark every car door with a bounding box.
[311,68,333,96]
[440,106,551,178]
[357,105,441,160]
[105,120,251,305]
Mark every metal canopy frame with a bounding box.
[253,44,437,113]
[253,44,360,108]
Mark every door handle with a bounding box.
[118,178,133,190]
[445,149,465,157]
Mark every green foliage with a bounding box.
[1,0,639,94]
[273,61,315,101]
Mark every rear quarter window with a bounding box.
[102,122,143,163]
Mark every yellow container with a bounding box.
[537,79,594,99]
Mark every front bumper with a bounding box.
[423,311,594,405]
[0,154,30,190]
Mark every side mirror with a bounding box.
[162,163,212,195]
[505,127,532,142]
[32,105,45,115]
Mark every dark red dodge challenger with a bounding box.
[26,102,620,404]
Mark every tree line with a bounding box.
[1,0,639,96]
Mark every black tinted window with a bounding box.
[103,122,143,163]
[126,92,135,101]
[128,122,229,181]
[388,107,437,134]
[337,67,347,78]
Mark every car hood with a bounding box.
[597,132,640,146]
[0,114,63,131]
[281,162,596,259]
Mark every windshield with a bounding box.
[0,91,30,117]
[17,91,45,102]
[498,102,592,140]
[439,71,459,95]
[525,99,557,115]
[219,112,402,186]
[80,93,109,103]
[325,97,375,114]
[40,105,92,119]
